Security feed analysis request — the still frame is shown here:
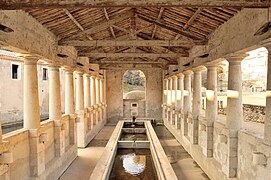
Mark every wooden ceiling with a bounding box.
[22,6,243,69]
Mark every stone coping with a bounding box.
[89,120,177,180]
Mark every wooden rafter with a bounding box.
[183,8,202,30]
[103,8,116,38]
[137,13,207,40]
[1,0,270,9]
[151,7,165,39]
[62,12,131,40]
[63,9,93,40]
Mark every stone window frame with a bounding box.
[10,62,21,80]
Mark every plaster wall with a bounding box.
[106,68,162,124]
[0,60,66,125]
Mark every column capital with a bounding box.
[177,73,184,78]
[206,64,219,71]
[183,70,193,76]
[75,70,84,75]
[259,38,271,50]
[172,75,178,80]
[48,64,60,71]
[225,53,248,64]
[193,65,206,73]
[84,73,91,77]
[24,56,39,64]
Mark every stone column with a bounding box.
[64,69,76,145]
[49,66,62,121]
[225,54,247,178]
[49,65,65,157]
[176,73,184,130]
[100,78,103,122]
[192,67,205,144]
[91,76,98,125]
[76,72,84,112]
[172,75,178,126]
[84,74,91,108]
[65,69,75,114]
[263,44,271,145]
[183,70,193,137]
[24,58,40,129]
[24,57,45,176]
[168,77,173,124]
[165,78,169,122]
[96,77,101,122]
[84,73,92,130]
[205,65,218,157]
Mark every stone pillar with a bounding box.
[76,71,87,147]
[183,70,193,137]
[49,66,62,121]
[99,78,104,121]
[225,54,247,177]
[24,57,45,177]
[64,69,76,145]
[49,65,65,157]
[84,73,92,130]
[176,73,184,130]
[205,65,218,157]
[84,74,91,108]
[24,58,40,129]
[192,67,205,144]
[91,76,98,125]
[165,78,169,122]
[172,76,178,126]
[65,69,75,114]
[168,77,173,124]
[76,72,84,111]
[263,44,271,145]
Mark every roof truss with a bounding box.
[0,0,270,9]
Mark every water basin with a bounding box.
[109,149,158,180]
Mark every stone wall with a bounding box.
[0,114,77,180]
[106,68,162,124]
[217,104,265,123]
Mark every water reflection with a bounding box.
[110,149,157,180]
[121,153,146,175]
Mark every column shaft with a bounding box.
[192,70,202,144]
[176,74,184,130]
[205,66,218,157]
[24,59,40,129]
[49,66,62,121]
[84,74,91,108]
[225,55,246,178]
[65,70,75,114]
[76,72,84,111]
[183,71,193,137]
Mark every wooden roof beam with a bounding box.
[79,52,186,58]
[183,8,202,30]
[1,0,270,9]
[63,9,93,40]
[151,7,165,39]
[103,8,116,39]
[60,40,206,47]
[61,12,131,40]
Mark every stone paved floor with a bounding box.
[154,126,210,180]
[59,125,115,180]
[60,124,209,180]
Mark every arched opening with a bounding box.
[123,70,146,100]
[123,70,146,118]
